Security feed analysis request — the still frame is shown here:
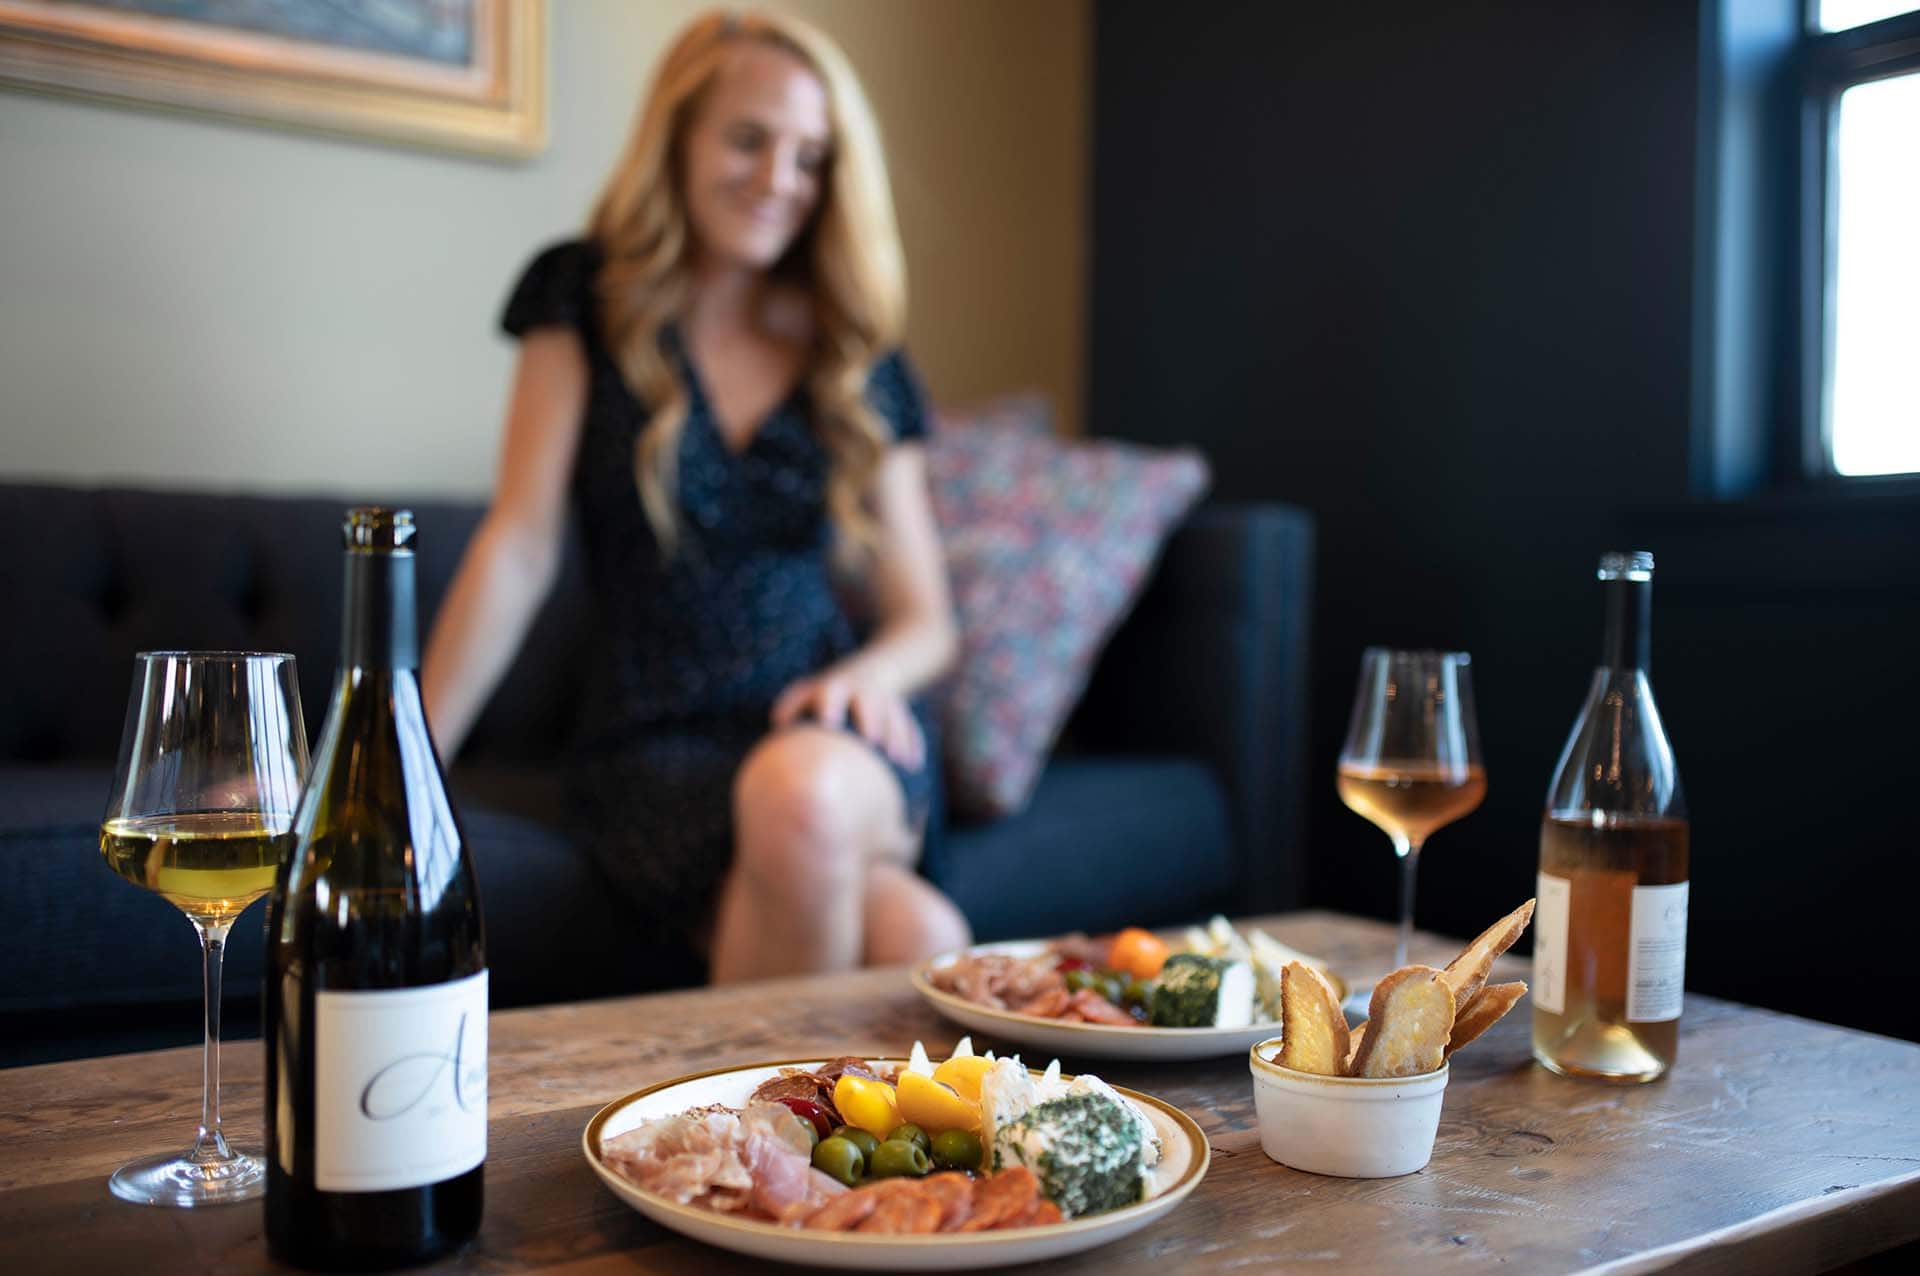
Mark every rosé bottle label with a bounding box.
[1532,872,1571,1015]
[314,971,488,1191]
[1627,883,1688,1022]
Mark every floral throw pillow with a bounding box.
[925,412,1211,820]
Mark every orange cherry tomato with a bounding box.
[1108,927,1170,979]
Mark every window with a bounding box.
[1827,70,1920,474]
[1802,4,1920,478]
[1820,1,1920,32]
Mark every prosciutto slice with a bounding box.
[741,1101,845,1219]
[929,953,1066,1011]
[604,1100,843,1222]
[1066,988,1138,1025]
[601,1108,753,1207]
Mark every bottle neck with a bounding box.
[1600,575,1652,672]
[340,550,418,671]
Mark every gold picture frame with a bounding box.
[0,0,546,158]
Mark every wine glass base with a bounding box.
[109,1148,266,1207]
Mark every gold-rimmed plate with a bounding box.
[582,1057,1209,1271]
[913,940,1339,1061]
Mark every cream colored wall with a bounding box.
[0,0,1086,497]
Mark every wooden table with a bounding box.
[3,911,1917,1273]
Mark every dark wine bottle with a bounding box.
[265,508,486,1268]
[1532,551,1688,1084]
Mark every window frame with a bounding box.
[1795,4,1920,481]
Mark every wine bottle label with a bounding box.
[1627,882,1688,1022]
[314,970,488,1192]
[1532,872,1571,1015]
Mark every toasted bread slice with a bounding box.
[1446,981,1527,1057]
[1440,899,1536,1007]
[1277,960,1351,1076]
[1351,965,1455,1078]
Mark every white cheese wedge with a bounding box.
[978,1057,1037,1160]
[1215,958,1256,1029]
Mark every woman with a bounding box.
[422,10,971,982]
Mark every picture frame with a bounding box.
[0,0,546,159]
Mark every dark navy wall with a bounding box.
[1090,0,1920,1040]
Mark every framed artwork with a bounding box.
[0,0,546,158]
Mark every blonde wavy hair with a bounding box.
[586,9,907,558]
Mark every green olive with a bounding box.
[930,1128,984,1171]
[811,1136,864,1187]
[886,1122,931,1154]
[1101,974,1129,1005]
[832,1125,879,1162]
[1063,967,1097,993]
[1124,976,1155,1006]
[869,1138,931,1178]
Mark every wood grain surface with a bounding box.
[2,911,1916,1274]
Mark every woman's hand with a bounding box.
[771,669,925,771]
[765,444,951,776]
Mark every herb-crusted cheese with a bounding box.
[1148,952,1255,1028]
[1066,1073,1161,1169]
[991,1092,1146,1217]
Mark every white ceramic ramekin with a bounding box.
[1248,1037,1449,1177]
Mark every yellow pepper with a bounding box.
[833,1074,901,1138]
[931,1055,994,1106]
[897,1070,980,1133]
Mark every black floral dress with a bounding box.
[501,239,938,940]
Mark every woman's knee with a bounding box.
[731,730,886,894]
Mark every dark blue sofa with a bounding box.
[0,481,1313,1066]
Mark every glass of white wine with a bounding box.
[1337,648,1486,996]
[100,651,308,1207]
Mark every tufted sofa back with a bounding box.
[0,483,591,767]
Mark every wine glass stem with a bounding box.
[189,919,235,1165]
[1395,841,1422,971]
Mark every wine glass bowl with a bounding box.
[1334,763,1487,853]
[1337,649,1485,978]
[99,809,292,928]
[99,651,307,1207]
